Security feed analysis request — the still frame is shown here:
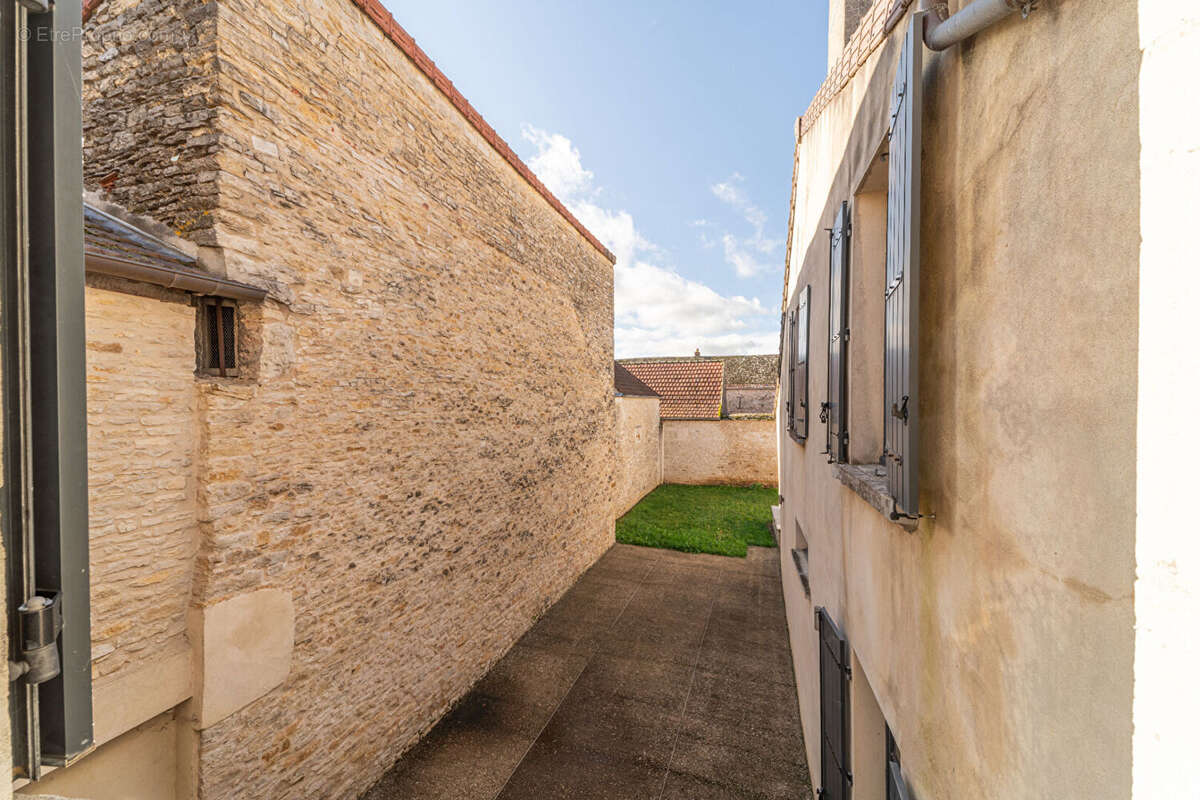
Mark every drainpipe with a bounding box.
[919,0,1035,51]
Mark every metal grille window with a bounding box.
[816,607,851,800]
[199,297,238,377]
[883,16,923,520]
[789,285,810,442]
[824,202,850,463]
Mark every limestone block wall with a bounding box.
[84,0,616,797]
[661,420,778,487]
[82,0,221,243]
[84,286,199,680]
[614,396,662,516]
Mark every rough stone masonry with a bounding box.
[82,0,617,797]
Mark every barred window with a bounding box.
[199,297,239,377]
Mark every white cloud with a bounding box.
[709,173,782,278]
[521,125,594,200]
[521,126,778,358]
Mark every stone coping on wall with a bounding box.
[833,462,917,531]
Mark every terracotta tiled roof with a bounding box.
[614,363,658,398]
[622,361,724,420]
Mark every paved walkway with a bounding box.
[363,544,812,800]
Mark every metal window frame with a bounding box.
[198,295,240,378]
[2,0,93,779]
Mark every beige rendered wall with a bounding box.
[17,712,182,800]
[662,420,777,487]
[1132,2,1200,797]
[614,396,661,516]
[779,1,1138,799]
[83,1,615,798]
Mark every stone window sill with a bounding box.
[833,462,917,532]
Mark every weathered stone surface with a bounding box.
[82,0,222,244]
[85,287,199,680]
[83,0,616,797]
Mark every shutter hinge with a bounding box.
[10,593,63,684]
[890,394,909,423]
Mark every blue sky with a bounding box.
[382,1,830,357]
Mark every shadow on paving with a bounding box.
[362,544,813,800]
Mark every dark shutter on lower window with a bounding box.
[884,16,923,518]
[816,607,851,800]
[825,202,850,462]
[792,285,810,441]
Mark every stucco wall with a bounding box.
[83,1,615,798]
[17,712,182,800]
[779,1,1138,798]
[1132,3,1200,798]
[662,420,777,487]
[614,396,661,517]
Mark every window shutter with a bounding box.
[826,202,850,463]
[887,760,912,800]
[884,16,923,518]
[816,607,851,800]
[786,309,796,431]
[792,286,810,440]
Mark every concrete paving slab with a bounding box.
[362,543,812,800]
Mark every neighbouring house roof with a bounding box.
[621,361,724,420]
[614,363,659,398]
[82,0,616,266]
[619,355,779,389]
[84,201,266,301]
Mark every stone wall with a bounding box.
[84,286,198,680]
[82,0,221,243]
[84,0,616,798]
[661,420,777,487]
[724,386,776,416]
[614,396,661,517]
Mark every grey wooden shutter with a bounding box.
[826,203,850,462]
[884,16,922,518]
[793,285,810,440]
[816,607,851,800]
[887,761,912,800]
[786,309,796,433]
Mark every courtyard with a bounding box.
[364,543,811,800]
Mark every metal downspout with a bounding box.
[919,0,1035,51]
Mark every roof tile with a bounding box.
[622,361,723,420]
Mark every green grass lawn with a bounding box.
[616,484,779,558]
